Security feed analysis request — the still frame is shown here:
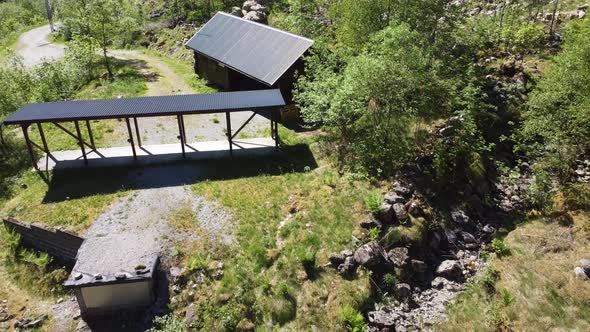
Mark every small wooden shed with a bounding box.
[185,12,314,102]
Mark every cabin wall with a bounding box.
[194,52,307,104]
[194,52,230,89]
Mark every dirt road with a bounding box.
[15,25,65,67]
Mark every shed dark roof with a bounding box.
[185,12,314,86]
[3,89,285,125]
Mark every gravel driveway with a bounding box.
[16,25,65,67]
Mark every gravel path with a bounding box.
[16,25,65,67]
[74,182,234,278]
[108,50,272,145]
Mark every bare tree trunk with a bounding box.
[549,0,559,36]
[44,0,55,32]
[101,23,113,79]
[0,124,5,147]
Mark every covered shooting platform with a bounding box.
[2,89,285,170]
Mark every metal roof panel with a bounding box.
[3,89,285,125]
[185,12,314,86]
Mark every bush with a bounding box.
[340,305,367,332]
[364,190,382,215]
[382,273,398,291]
[489,239,511,258]
[148,314,188,332]
[518,18,590,183]
[187,253,208,272]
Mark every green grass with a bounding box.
[142,49,217,94]
[143,130,373,330]
[0,167,130,233]
[76,59,148,100]
[441,213,590,331]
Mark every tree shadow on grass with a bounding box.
[42,143,317,203]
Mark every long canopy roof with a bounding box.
[185,12,314,86]
[3,89,285,125]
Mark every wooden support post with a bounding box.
[180,115,187,143]
[125,118,137,160]
[37,123,50,154]
[21,124,38,170]
[177,115,185,158]
[133,117,142,147]
[74,121,88,165]
[85,120,95,149]
[273,111,279,151]
[226,111,233,156]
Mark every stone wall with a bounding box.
[3,217,84,265]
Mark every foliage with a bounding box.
[187,252,209,272]
[489,239,511,258]
[148,314,188,332]
[518,18,590,182]
[0,0,46,49]
[382,273,397,291]
[297,23,443,176]
[364,190,382,215]
[368,227,381,241]
[56,0,143,77]
[340,305,367,332]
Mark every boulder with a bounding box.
[574,266,589,280]
[329,253,345,267]
[428,231,442,250]
[436,260,462,280]
[230,6,243,17]
[354,241,384,267]
[243,10,267,23]
[384,192,405,204]
[411,259,428,273]
[368,309,398,328]
[250,3,269,14]
[461,232,477,244]
[450,209,470,224]
[185,303,196,326]
[392,203,409,223]
[392,181,413,198]
[341,249,354,257]
[395,283,412,299]
[361,219,382,230]
[337,256,357,277]
[387,247,409,267]
[378,203,394,224]
[407,201,425,218]
[242,0,258,11]
[431,276,450,289]
[482,224,496,234]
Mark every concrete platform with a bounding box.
[37,138,276,170]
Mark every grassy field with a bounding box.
[441,212,590,331]
[141,49,217,94]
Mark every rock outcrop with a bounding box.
[230,0,270,24]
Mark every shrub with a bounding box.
[489,239,511,258]
[341,305,367,332]
[368,227,381,241]
[298,249,317,278]
[148,314,188,332]
[364,190,382,215]
[382,273,398,291]
[187,253,208,272]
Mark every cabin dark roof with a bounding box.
[185,12,314,86]
[3,89,285,125]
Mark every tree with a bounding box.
[518,18,590,180]
[296,24,444,175]
[0,58,34,146]
[86,0,141,79]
